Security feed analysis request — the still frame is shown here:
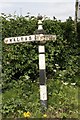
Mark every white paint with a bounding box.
[4,34,56,44]
[38,25,43,30]
[39,54,45,69]
[38,20,43,30]
[38,20,42,25]
[39,45,45,53]
[4,35,36,44]
[40,85,47,100]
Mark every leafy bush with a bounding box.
[1,14,79,118]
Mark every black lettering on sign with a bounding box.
[25,37,27,40]
[10,39,12,42]
[17,38,19,41]
[14,38,15,41]
[21,37,23,41]
[36,35,39,41]
[29,36,31,40]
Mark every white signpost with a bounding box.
[4,15,56,109]
[4,34,56,44]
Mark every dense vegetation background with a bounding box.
[1,14,80,118]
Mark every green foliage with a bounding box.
[2,15,80,87]
[1,14,79,118]
[47,79,78,118]
[2,76,41,118]
[2,78,78,118]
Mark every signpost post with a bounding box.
[4,15,56,109]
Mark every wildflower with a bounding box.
[53,69,56,72]
[55,64,59,66]
[59,74,62,77]
[71,83,76,85]
[25,75,30,80]
[63,82,68,85]
[27,111,31,116]
[43,113,47,118]
[23,111,31,118]
[55,64,60,69]
[23,112,27,118]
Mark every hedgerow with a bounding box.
[1,14,79,118]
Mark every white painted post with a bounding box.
[37,16,47,108]
[38,45,47,108]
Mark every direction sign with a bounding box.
[4,34,56,44]
[4,35,35,44]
